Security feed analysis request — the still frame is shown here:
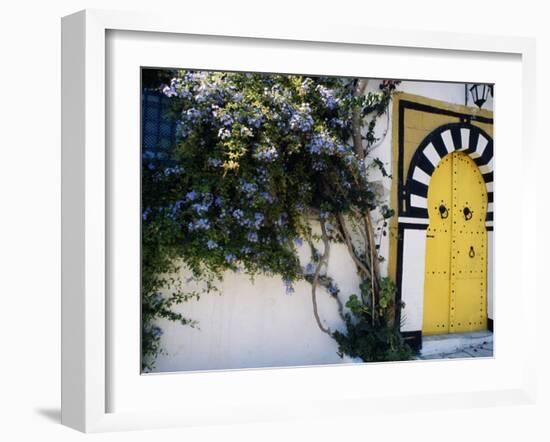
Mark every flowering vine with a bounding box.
[141,70,412,371]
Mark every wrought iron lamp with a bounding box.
[469,83,492,109]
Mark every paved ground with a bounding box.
[416,339,493,360]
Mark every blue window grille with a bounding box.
[141,89,177,164]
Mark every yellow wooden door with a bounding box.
[423,151,488,335]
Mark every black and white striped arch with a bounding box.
[400,122,494,227]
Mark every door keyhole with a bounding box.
[463,206,473,221]
[439,204,449,219]
[469,246,475,258]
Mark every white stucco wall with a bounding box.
[400,229,428,332]
[151,80,494,372]
[154,237,362,372]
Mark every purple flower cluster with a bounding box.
[188,218,210,231]
[329,118,345,128]
[289,104,314,132]
[151,326,163,339]
[317,85,338,110]
[163,84,178,98]
[337,144,351,154]
[194,82,211,103]
[238,108,264,129]
[312,160,326,171]
[259,191,274,203]
[167,200,185,219]
[327,282,339,295]
[175,120,192,139]
[282,278,295,295]
[240,180,258,196]
[304,263,316,275]
[300,78,313,94]
[162,78,192,99]
[225,253,237,264]
[358,162,367,178]
[142,207,152,221]
[219,113,234,127]
[162,165,184,177]
[306,131,336,155]
[344,153,356,166]
[256,167,269,184]
[207,158,222,167]
[254,213,264,228]
[255,145,278,162]
[247,115,263,128]
[232,209,244,220]
[185,108,202,122]
[191,202,211,215]
[276,212,288,227]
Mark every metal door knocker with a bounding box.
[469,246,475,258]
[463,206,473,221]
[438,204,449,219]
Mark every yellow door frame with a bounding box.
[388,93,493,349]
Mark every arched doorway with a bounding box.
[422,151,488,335]
[388,96,495,349]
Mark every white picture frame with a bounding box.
[61,9,537,433]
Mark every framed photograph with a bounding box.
[61,9,537,432]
